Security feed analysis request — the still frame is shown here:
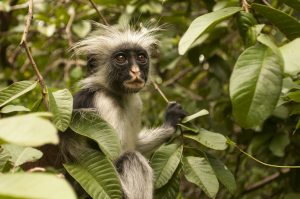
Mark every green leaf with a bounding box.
[0,148,10,172]
[154,165,181,199]
[0,113,58,147]
[2,144,43,167]
[37,23,56,37]
[49,89,73,131]
[288,90,300,102]
[178,7,241,55]
[230,44,283,128]
[269,133,290,157]
[0,105,30,113]
[183,156,219,198]
[0,173,76,199]
[207,155,236,194]
[184,129,227,150]
[182,109,209,123]
[0,81,37,108]
[72,21,92,38]
[281,0,300,11]
[64,149,122,199]
[70,110,121,160]
[151,143,183,189]
[178,124,199,133]
[252,3,300,40]
[280,38,300,76]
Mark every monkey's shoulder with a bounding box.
[73,89,97,109]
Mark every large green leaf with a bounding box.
[183,156,219,198]
[280,38,300,76]
[2,144,43,167]
[154,165,181,199]
[0,105,30,113]
[0,113,58,147]
[151,143,183,189]
[49,89,73,131]
[207,155,236,194]
[0,81,37,107]
[64,149,122,199]
[0,173,76,199]
[184,129,227,150]
[70,110,121,160]
[252,3,300,40]
[281,0,300,11]
[230,44,283,128]
[178,7,241,55]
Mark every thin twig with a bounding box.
[88,0,109,26]
[241,0,250,13]
[20,0,33,45]
[163,67,193,87]
[20,0,49,110]
[65,7,75,46]
[262,0,271,6]
[152,81,169,103]
[228,139,300,168]
[241,169,289,195]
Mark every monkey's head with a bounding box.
[72,23,160,94]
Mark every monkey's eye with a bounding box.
[137,54,147,64]
[115,54,127,64]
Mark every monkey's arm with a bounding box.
[136,102,187,155]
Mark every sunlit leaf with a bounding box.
[151,143,183,189]
[230,44,283,128]
[0,173,76,199]
[72,21,92,38]
[182,109,209,123]
[0,113,58,147]
[0,81,37,107]
[64,149,122,199]
[154,165,181,199]
[183,156,219,198]
[2,144,43,167]
[49,89,73,131]
[280,38,300,76]
[0,105,30,113]
[70,110,121,160]
[184,129,227,150]
[178,7,241,55]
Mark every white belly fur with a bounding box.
[93,92,142,151]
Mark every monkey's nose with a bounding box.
[130,66,141,76]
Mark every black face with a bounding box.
[108,47,149,94]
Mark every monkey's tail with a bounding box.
[115,151,153,199]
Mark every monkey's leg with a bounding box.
[115,151,153,199]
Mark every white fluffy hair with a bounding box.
[71,22,160,58]
[71,22,160,90]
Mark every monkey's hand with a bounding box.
[164,102,187,128]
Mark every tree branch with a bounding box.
[88,0,109,26]
[240,168,290,195]
[20,0,49,110]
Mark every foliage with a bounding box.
[1,0,300,198]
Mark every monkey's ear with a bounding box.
[87,54,98,74]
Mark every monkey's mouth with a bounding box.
[123,78,145,90]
